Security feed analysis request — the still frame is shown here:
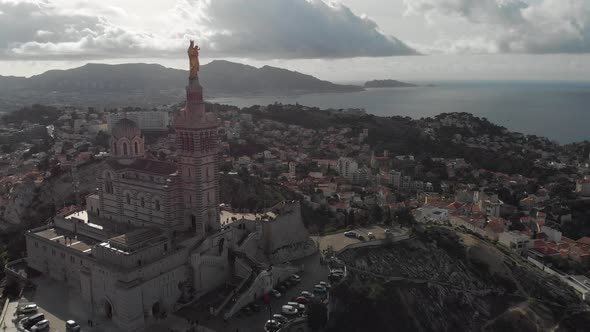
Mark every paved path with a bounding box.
[0,300,18,332]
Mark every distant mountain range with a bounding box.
[0,61,364,111]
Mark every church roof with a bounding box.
[107,158,177,175]
[112,118,141,139]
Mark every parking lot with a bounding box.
[314,225,406,252]
[16,277,118,332]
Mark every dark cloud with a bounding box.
[193,0,417,58]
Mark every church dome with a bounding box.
[112,118,141,139]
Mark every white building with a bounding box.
[108,111,171,132]
[498,231,532,251]
[390,171,401,188]
[337,157,358,180]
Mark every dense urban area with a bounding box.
[1,99,590,332]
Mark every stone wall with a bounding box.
[268,239,317,265]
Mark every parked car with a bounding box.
[300,291,315,299]
[313,284,328,297]
[294,296,309,304]
[290,274,301,283]
[264,320,282,332]
[281,305,298,316]
[17,303,38,314]
[287,302,306,314]
[329,269,345,282]
[319,281,331,289]
[30,319,49,331]
[250,303,261,312]
[66,320,81,332]
[272,314,289,324]
[344,231,358,238]
[358,235,366,241]
[368,232,375,240]
[242,306,253,316]
[283,280,293,288]
[277,285,287,293]
[22,313,45,329]
[270,289,282,299]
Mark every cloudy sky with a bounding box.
[1,0,590,81]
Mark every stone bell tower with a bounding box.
[174,42,221,236]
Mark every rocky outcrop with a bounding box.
[329,227,590,332]
[0,161,103,230]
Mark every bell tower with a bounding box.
[174,42,221,236]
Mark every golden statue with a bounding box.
[188,40,200,79]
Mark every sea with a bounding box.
[209,81,590,144]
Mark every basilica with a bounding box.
[24,46,315,331]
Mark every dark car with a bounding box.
[250,303,261,312]
[242,306,253,316]
[294,296,309,304]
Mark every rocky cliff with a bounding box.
[329,227,590,332]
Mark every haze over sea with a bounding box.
[210,81,590,144]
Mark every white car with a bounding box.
[287,301,306,313]
[281,305,298,316]
[319,281,331,289]
[30,319,49,331]
[270,289,282,299]
[264,320,282,332]
[290,274,302,283]
[18,303,38,314]
[368,232,375,240]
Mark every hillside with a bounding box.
[0,61,362,111]
[329,227,590,332]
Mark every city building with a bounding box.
[498,231,532,251]
[108,111,171,132]
[337,157,358,180]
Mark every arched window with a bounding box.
[155,200,161,211]
[140,197,145,208]
[134,141,139,155]
[113,142,117,155]
[105,173,113,194]
[126,193,131,204]
[123,143,128,156]
[207,191,210,203]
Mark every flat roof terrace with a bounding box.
[32,227,95,254]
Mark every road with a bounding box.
[176,252,329,332]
